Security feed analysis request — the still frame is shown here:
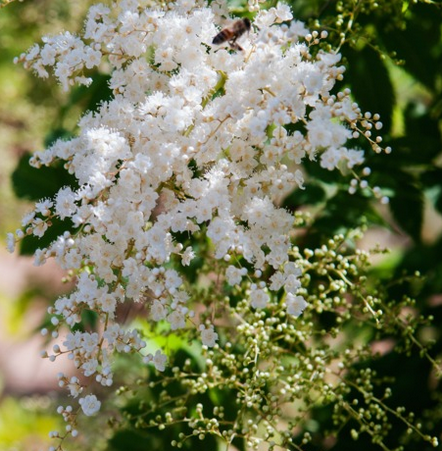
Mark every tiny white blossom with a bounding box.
[199,324,218,348]
[152,350,167,372]
[167,310,186,330]
[286,293,308,317]
[55,187,77,219]
[81,358,99,377]
[151,300,167,321]
[11,0,381,431]
[67,377,83,398]
[99,293,117,315]
[226,265,244,286]
[35,198,53,216]
[21,211,36,227]
[79,394,101,416]
[250,288,270,309]
[181,246,195,266]
[32,218,48,238]
[346,149,365,168]
[6,233,15,253]
[274,2,293,22]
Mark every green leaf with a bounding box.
[19,216,76,256]
[66,73,112,113]
[399,236,442,295]
[402,104,442,163]
[302,158,344,184]
[422,167,442,216]
[378,3,441,91]
[389,171,423,242]
[422,167,442,189]
[282,183,326,210]
[11,152,77,201]
[108,429,157,451]
[343,45,395,134]
[435,192,442,217]
[53,73,112,131]
[43,127,73,148]
[302,191,387,247]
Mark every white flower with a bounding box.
[63,331,83,351]
[285,273,302,294]
[274,2,293,22]
[55,187,77,219]
[79,394,101,416]
[32,218,48,238]
[346,149,365,168]
[67,377,83,398]
[81,358,99,377]
[164,269,183,291]
[99,293,117,315]
[84,46,102,69]
[320,148,342,170]
[269,271,285,291]
[199,324,218,348]
[250,288,270,309]
[152,350,167,372]
[307,118,333,149]
[6,233,15,253]
[181,246,195,266]
[21,211,36,227]
[81,332,100,354]
[226,265,244,286]
[12,0,379,429]
[286,293,308,317]
[35,198,53,216]
[103,324,123,346]
[167,310,186,330]
[151,300,167,321]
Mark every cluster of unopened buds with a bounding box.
[8,0,390,446]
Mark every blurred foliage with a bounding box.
[2,0,442,450]
[0,0,98,236]
[0,0,101,447]
[0,396,60,451]
[281,1,442,450]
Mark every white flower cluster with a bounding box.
[9,0,384,439]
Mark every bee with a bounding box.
[212,18,251,51]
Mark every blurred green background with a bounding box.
[0,2,95,449]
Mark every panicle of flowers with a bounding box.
[120,230,439,451]
[9,0,392,447]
